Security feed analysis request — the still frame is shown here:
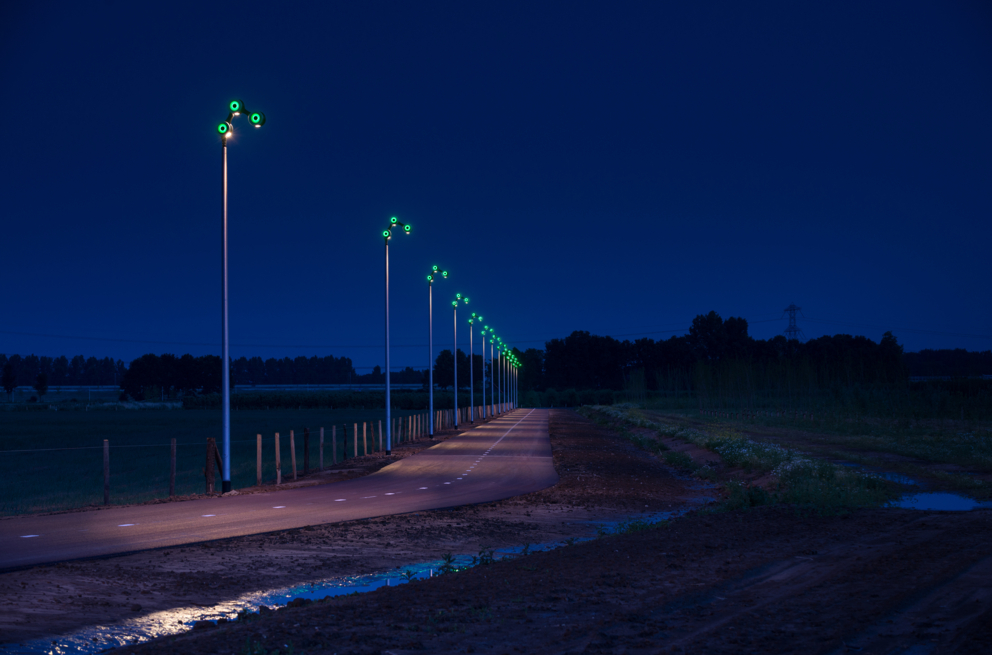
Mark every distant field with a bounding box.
[0,408,427,515]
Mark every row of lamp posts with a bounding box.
[216,99,520,490]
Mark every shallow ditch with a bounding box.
[0,505,711,655]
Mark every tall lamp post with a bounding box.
[451,294,469,428]
[468,313,483,423]
[496,337,503,414]
[426,266,448,437]
[486,327,496,414]
[383,216,411,455]
[216,99,265,493]
[480,327,489,419]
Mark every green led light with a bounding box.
[452,301,457,307]
[442,271,448,277]
[229,100,242,112]
[390,217,398,224]
[456,293,461,299]
[250,113,261,123]
[464,298,470,304]
[432,265,438,272]
[403,224,411,232]
[217,122,230,134]
[382,230,390,238]
[427,275,433,281]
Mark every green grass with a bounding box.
[582,404,896,510]
[0,407,428,515]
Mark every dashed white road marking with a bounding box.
[444,482,451,485]
[419,487,428,490]
[118,524,135,527]
[20,535,39,539]
[335,499,346,502]
[201,515,215,517]
[272,506,286,509]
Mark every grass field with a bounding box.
[0,407,429,515]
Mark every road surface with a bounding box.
[0,408,554,570]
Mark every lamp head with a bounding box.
[456,293,461,300]
[452,301,457,307]
[390,216,398,224]
[250,111,265,126]
[432,265,438,272]
[403,224,411,233]
[427,274,433,282]
[464,297,470,304]
[229,99,244,114]
[217,122,232,136]
[442,270,448,277]
[382,230,391,239]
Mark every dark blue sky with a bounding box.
[2,0,990,370]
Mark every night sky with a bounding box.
[2,0,990,371]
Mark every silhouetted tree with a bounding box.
[2,362,16,400]
[34,372,48,398]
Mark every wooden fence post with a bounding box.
[275,432,282,485]
[103,439,110,505]
[256,434,262,487]
[290,430,297,480]
[304,427,310,475]
[169,438,176,498]
[332,425,337,464]
[363,422,368,455]
[353,423,358,459]
[319,427,324,471]
[205,437,216,494]
[378,420,383,451]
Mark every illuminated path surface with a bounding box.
[0,409,554,570]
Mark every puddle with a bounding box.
[0,511,681,655]
[889,492,992,511]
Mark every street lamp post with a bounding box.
[496,338,503,414]
[468,313,483,423]
[451,294,469,428]
[479,328,489,421]
[216,99,265,493]
[383,216,411,455]
[426,266,448,437]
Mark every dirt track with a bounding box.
[3,410,990,654]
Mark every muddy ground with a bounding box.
[3,410,991,654]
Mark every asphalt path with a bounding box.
[0,408,555,571]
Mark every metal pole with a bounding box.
[221,140,231,493]
[481,333,486,419]
[385,239,391,455]
[428,281,434,437]
[453,305,458,428]
[469,323,474,423]
[497,348,501,414]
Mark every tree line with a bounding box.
[517,311,949,395]
[3,311,988,403]
[0,354,125,388]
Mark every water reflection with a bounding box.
[890,492,992,511]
